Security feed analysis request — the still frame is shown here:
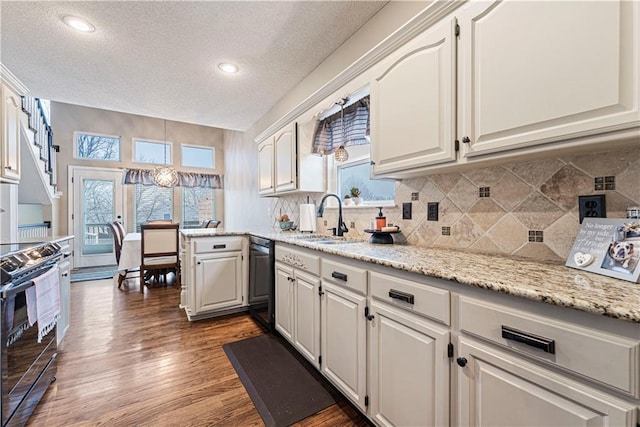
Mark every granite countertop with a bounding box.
[181,229,640,323]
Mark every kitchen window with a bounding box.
[134,139,172,165]
[74,132,121,161]
[182,145,215,169]
[182,186,216,228]
[133,184,173,231]
[329,144,395,206]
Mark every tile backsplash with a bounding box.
[271,147,640,262]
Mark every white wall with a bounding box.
[224,1,429,230]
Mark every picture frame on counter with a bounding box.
[566,218,640,283]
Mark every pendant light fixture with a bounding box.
[152,119,179,187]
[334,98,349,162]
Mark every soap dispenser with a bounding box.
[375,207,387,231]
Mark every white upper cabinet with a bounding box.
[458,0,640,157]
[371,17,457,176]
[274,122,297,193]
[257,120,324,196]
[257,138,274,195]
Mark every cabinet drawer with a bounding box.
[275,245,320,276]
[194,237,243,254]
[459,296,640,397]
[321,258,367,295]
[370,271,450,326]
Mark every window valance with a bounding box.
[312,96,370,155]
[123,168,223,189]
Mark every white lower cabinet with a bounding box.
[456,337,638,427]
[368,299,450,427]
[275,263,295,342]
[293,270,320,368]
[182,235,247,321]
[320,280,367,412]
[274,245,321,368]
[195,251,243,313]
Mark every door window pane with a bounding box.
[134,184,173,231]
[75,132,121,161]
[338,160,395,202]
[82,179,114,255]
[134,140,172,164]
[182,145,214,169]
[182,187,215,228]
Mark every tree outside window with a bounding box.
[75,132,121,161]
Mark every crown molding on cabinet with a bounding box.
[255,0,466,144]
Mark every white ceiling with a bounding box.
[1,1,387,131]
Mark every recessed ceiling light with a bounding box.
[218,63,239,74]
[63,16,95,32]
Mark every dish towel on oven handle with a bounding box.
[25,266,60,343]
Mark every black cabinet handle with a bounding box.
[331,271,347,282]
[213,244,226,249]
[456,357,467,367]
[388,289,414,304]
[501,326,555,354]
[462,136,471,143]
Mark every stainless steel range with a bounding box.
[0,242,62,426]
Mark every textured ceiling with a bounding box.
[1,1,387,131]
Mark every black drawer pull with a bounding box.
[501,326,555,354]
[388,289,414,304]
[213,244,226,249]
[331,271,347,282]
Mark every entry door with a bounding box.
[71,168,124,268]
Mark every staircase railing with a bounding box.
[21,96,58,188]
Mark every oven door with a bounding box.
[2,282,57,426]
[248,240,274,330]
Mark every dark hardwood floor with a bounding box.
[29,278,368,426]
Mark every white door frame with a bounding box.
[68,165,126,268]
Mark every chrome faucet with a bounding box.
[317,193,349,236]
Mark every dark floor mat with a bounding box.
[223,334,335,427]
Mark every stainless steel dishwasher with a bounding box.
[248,236,274,331]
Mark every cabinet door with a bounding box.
[293,270,320,369]
[274,123,297,193]
[368,300,450,427]
[275,263,294,343]
[258,138,274,195]
[370,17,457,176]
[320,281,367,411]
[1,84,21,181]
[457,337,638,427]
[195,252,243,313]
[459,0,640,157]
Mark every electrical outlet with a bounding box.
[427,202,439,221]
[402,203,412,220]
[578,195,606,223]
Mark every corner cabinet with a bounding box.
[181,235,248,321]
[370,0,640,178]
[1,83,21,182]
[257,119,324,196]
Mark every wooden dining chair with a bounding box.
[140,222,180,293]
[108,221,138,289]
